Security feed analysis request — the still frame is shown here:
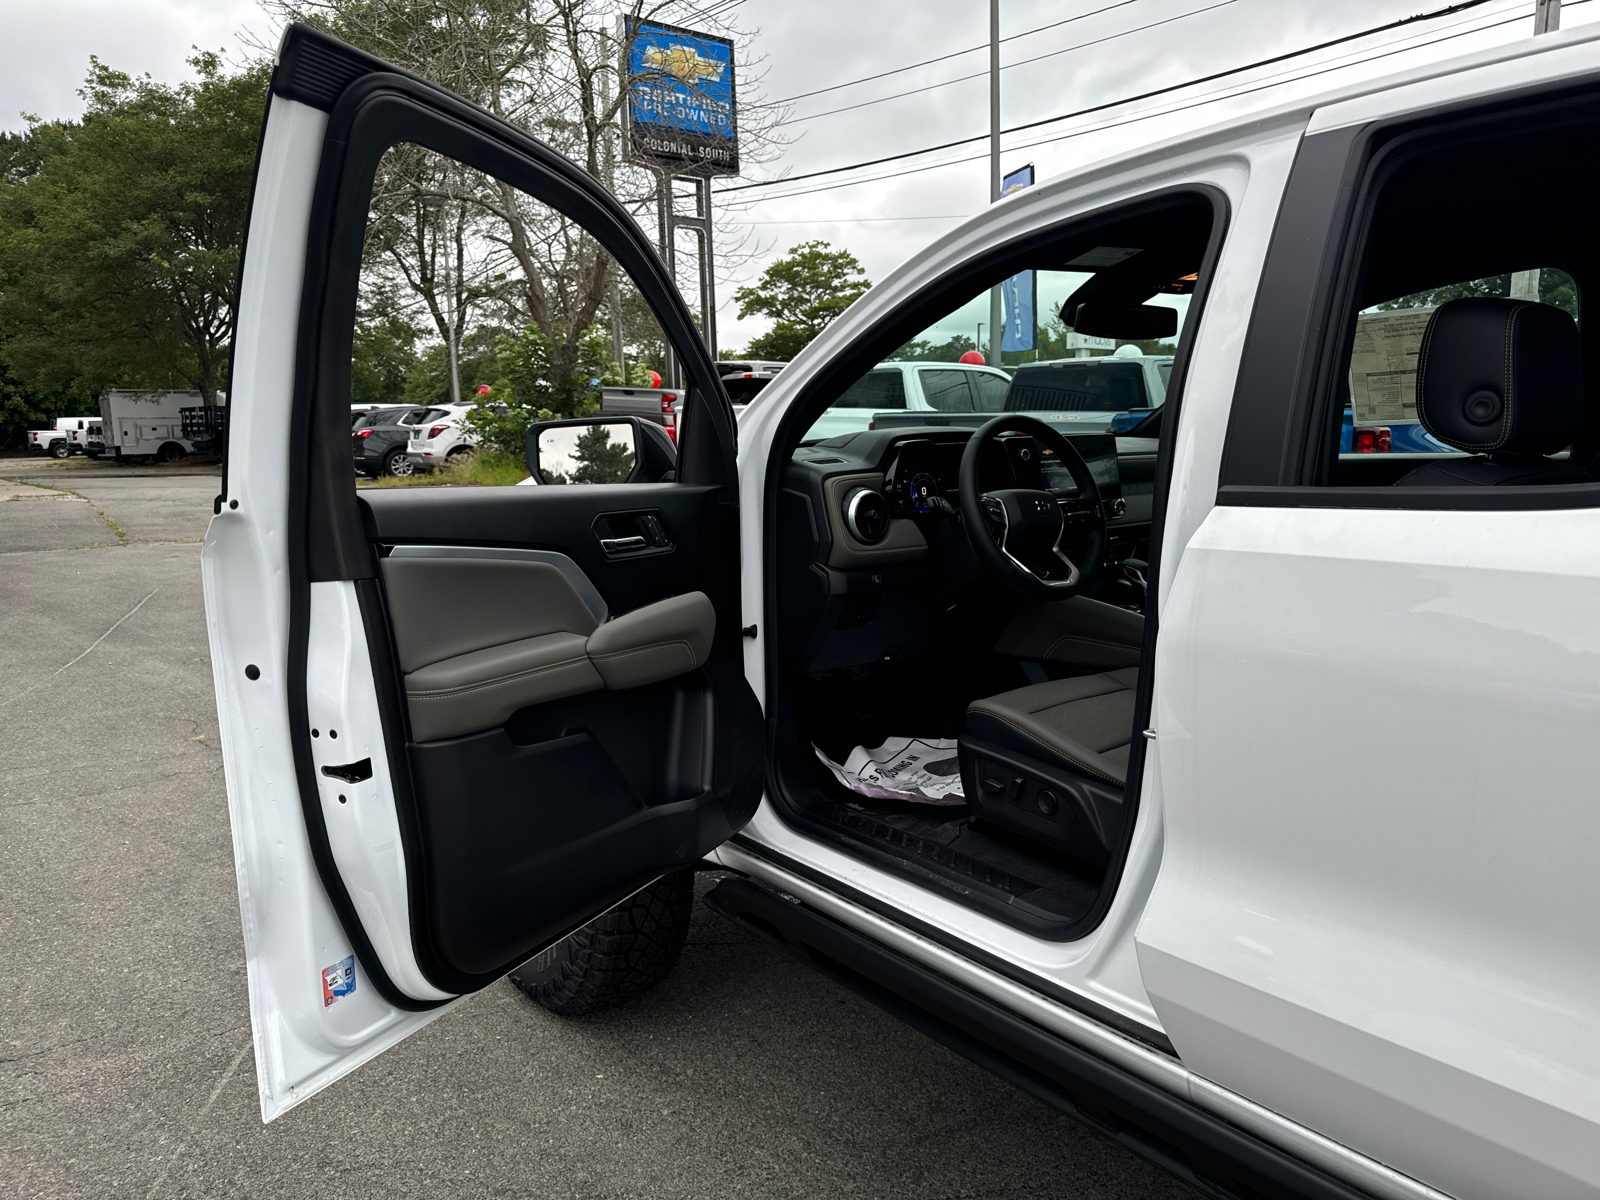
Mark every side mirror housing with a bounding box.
[525,415,677,485]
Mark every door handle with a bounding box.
[600,536,647,553]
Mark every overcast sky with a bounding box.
[0,0,1586,352]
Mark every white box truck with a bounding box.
[98,390,225,463]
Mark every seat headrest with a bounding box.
[1415,297,1582,456]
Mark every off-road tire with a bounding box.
[507,870,694,1017]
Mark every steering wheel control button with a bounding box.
[1036,789,1059,816]
[843,487,890,544]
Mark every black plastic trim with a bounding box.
[706,877,1375,1200]
[728,834,1176,1056]
[760,185,1230,945]
[1220,482,1600,510]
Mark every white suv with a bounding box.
[201,22,1600,1199]
[404,405,479,471]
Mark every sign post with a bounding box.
[623,18,740,381]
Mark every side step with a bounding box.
[704,876,1375,1200]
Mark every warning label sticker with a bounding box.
[322,955,356,1008]
[1349,307,1435,424]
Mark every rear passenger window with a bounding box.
[832,370,906,409]
[971,372,1010,412]
[919,369,974,412]
[1226,95,1600,499]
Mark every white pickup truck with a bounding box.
[27,417,93,458]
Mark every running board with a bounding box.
[703,877,1376,1200]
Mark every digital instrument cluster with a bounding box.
[884,432,1123,517]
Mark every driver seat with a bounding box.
[959,670,1137,863]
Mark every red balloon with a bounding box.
[959,350,986,365]
[649,370,662,387]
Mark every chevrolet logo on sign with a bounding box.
[645,44,726,84]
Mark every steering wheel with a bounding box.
[957,414,1108,601]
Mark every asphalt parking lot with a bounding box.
[0,452,1193,1200]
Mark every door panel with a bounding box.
[1141,503,1600,1198]
[204,24,761,1119]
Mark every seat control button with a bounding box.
[1007,776,1026,799]
[982,777,1005,794]
[1036,789,1059,816]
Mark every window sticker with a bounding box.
[1349,307,1436,424]
[322,955,356,1007]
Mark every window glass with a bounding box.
[799,265,1192,443]
[971,372,1010,412]
[919,369,975,412]
[352,142,675,487]
[1006,360,1147,413]
[1335,269,1578,463]
[831,369,906,409]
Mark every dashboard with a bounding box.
[882,432,1123,516]
[781,426,1139,674]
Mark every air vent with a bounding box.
[842,487,890,544]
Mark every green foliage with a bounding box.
[0,354,97,449]
[0,53,269,403]
[351,301,419,408]
[568,423,634,484]
[359,449,529,489]
[734,240,871,362]
[888,334,977,362]
[1376,269,1579,318]
[459,321,619,457]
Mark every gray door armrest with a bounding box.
[586,592,716,690]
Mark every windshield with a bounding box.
[800,267,1189,443]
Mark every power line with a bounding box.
[779,0,1237,127]
[715,0,1501,196]
[720,0,1531,208]
[766,0,1140,107]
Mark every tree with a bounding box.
[569,421,634,483]
[733,240,871,361]
[0,54,268,403]
[1376,270,1578,317]
[267,0,779,404]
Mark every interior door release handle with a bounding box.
[600,536,647,552]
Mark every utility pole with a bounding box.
[1535,0,1561,34]
[988,0,1002,368]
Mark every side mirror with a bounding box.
[1068,302,1177,340]
[525,415,676,486]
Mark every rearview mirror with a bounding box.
[525,415,676,486]
[1068,301,1178,340]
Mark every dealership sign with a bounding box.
[625,19,739,177]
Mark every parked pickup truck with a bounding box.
[28,417,94,458]
[597,385,683,432]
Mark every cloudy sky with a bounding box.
[0,0,1586,352]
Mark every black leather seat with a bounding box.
[966,668,1138,787]
[1395,296,1592,486]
